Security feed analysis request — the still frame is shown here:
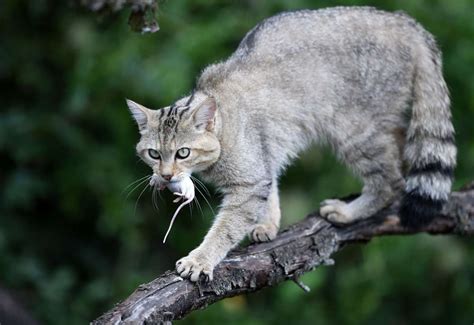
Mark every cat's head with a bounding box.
[126,94,220,187]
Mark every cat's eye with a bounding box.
[148,149,161,160]
[176,147,190,159]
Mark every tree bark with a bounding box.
[92,182,474,324]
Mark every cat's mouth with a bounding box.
[150,173,183,191]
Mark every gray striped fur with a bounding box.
[127,7,456,281]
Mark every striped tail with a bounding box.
[400,30,457,228]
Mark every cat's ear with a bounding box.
[192,97,217,132]
[126,99,152,131]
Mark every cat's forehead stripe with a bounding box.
[167,104,177,117]
[155,92,196,144]
[185,91,196,106]
[179,107,190,119]
[160,105,187,143]
[158,107,165,120]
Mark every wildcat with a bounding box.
[126,7,456,282]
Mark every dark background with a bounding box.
[1,0,473,324]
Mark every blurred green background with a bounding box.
[1,0,473,324]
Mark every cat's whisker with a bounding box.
[123,174,150,190]
[190,175,211,197]
[193,194,204,217]
[152,185,160,211]
[151,186,156,210]
[134,183,150,217]
[126,178,151,200]
[190,176,209,195]
[193,183,215,216]
[124,175,152,199]
[122,174,151,196]
[183,174,210,216]
[188,201,192,216]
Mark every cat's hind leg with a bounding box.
[320,134,404,224]
[250,179,280,242]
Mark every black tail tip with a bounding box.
[399,192,444,229]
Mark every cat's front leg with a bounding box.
[176,180,272,282]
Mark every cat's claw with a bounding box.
[176,252,214,282]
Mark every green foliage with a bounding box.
[0,0,473,324]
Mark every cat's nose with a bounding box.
[161,174,173,181]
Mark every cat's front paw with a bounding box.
[176,250,214,282]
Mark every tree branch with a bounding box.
[92,182,474,324]
[79,0,159,33]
